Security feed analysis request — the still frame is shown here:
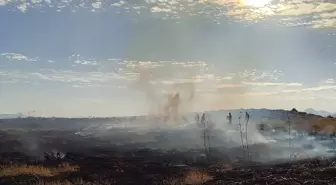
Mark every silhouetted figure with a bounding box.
[227,112,232,125]
[245,111,250,124]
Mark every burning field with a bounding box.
[1,109,336,184]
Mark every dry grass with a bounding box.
[184,170,213,185]
[0,163,79,177]
[155,170,213,185]
[312,117,336,134]
[289,113,336,134]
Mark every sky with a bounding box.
[0,0,335,117]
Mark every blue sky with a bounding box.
[0,0,335,117]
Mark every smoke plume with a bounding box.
[129,62,197,121]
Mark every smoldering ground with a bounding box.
[2,115,334,165]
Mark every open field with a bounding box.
[1,109,336,184]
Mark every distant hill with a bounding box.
[0,113,24,119]
[1,108,335,134]
[304,108,335,117]
[210,108,336,134]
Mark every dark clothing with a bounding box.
[227,113,232,125]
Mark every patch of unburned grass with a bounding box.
[0,162,78,177]
[184,169,213,185]
[155,169,213,185]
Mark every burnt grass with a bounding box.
[1,120,336,184]
[2,150,336,185]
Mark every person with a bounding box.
[227,112,232,125]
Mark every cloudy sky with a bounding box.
[0,0,335,117]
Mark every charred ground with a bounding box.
[0,109,336,185]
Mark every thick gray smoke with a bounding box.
[131,63,196,121]
[67,110,335,165]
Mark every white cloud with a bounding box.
[17,2,29,12]
[216,83,245,88]
[244,84,336,97]
[1,53,39,62]
[69,54,99,66]
[301,85,336,92]
[324,78,336,84]
[31,0,42,4]
[1,53,334,102]
[0,65,130,88]
[242,82,302,86]
[235,69,284,81]
[151,6,171,13]
[30,72,52,81]
[0,0,12,6]
[312,17,336,28]
[215,81,302,91]
[92,1,102,9]
[0,70,30,80]
[0,0,334,28]
[73,59,99,66]
[111,0,125,7]
[144,0,336,28]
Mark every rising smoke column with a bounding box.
[163,92,181,123]
[127,62,196,123]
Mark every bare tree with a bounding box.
[195,113,213,162]
[245,111,250,160]
[237,111,251,161]
[287,115,297,160]
[238,112,246,160]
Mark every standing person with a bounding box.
[227,112,232,125]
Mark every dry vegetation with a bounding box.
[155,169,213,185]
[285,111,336,134]
[311,117,336,134]
[0,163,78,177]
[184,169,213,184]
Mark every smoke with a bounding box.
[129,62,197,120]
[1,113,334,165]
[74,112,335,164]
